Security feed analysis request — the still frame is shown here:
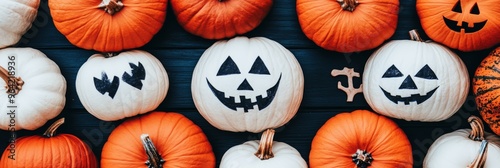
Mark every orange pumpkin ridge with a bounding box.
[170,0,273,39]
[417,0,500,51]
[0,118,97,168]
[309,110,413,168]
[49,0,167,52]
[474,47,500,135]
[296,0,400,53]
[101,112,216,168]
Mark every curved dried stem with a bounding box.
[141,134,165,168]
[98,0,124,15]
[254,129,275,160]
[468,115,485,141]
[0,66,23,95]
[43,118,65,137]
[467,140,488,168]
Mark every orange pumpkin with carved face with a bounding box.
[417,0,500,51]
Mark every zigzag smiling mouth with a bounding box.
[443,16,487,33]
[206,74,281,112]
[380,86,439,105]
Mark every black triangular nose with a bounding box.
[399,75,417,89]
[237,79,254,91]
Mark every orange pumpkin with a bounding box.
[170,0,273,39]
[310,110,413,168]
[473,46,500,136]
[417,0,500,51]
[48,0,167,52]
[296,0,399,53]
[101,111,216,168]
[0,118,97,168]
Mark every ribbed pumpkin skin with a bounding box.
[170,0,272,39]
[423,129,500,167]
[101,112,216,168]
[417,0,500,51]
[75,50,169,121]
[191,36,304,133]
[363,39,469,122]
[0,134,97,168]
[48,0,167,52]
[473,47,500,135]
[0,0,39,48]
[0,47,66,131]
[296,0,399,53]
[310,110,413,168]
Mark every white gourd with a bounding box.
[363,30,469,121]
[76,50,169,121]
[0,47,66,130]
[192,36,304,133]
[0,0,40,48]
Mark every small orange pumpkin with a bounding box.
[48,0,167,52]
[0,118,97,168]
[417,0,500,51]
[170,0,273,39]
[296,0,400,53]
[473,46,500,135]
[101,111,216,168]
[310,110,413,168]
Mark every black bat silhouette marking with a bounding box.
[122,62,146,90]
[94,72,120,98]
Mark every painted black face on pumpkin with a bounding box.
[379,64,439,105]
[443,0,487,33]
[206,56,281,112]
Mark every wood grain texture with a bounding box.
[0,0,495,167]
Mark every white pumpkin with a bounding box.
[191,36,304,133]
[220,129,307,168]
[0,47,66,130]
[0,0,40,48]
[424,116,500,168]
[76,50,169,121]
[363,30,469,122]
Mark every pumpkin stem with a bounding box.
[467,140,488,168]
[141,134,165,168]
[254,129,275,160]
[468,115,485,141]
[0,66,24,95]
[98,0,124,15]
[337,0,358,12]
[352,149,373,168]
[103,52,119,58]
[409,29,424,42]
[43,118,65,137]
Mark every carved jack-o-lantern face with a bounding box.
[443,0,487,33]
[380,64,439,105]
[207,56,281,112]
[192,37,304,133]
[363,37,469,122]
[416,0,500,51]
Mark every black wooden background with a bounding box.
[0,0,495,167]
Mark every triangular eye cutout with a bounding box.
[415,64,438,80]
[452,0,462,13]
[249,56,270,75]
[382,65,404,78]
[470,3,480,15]
[217,56,240,76]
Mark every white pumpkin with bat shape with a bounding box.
[76,50,169,121]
